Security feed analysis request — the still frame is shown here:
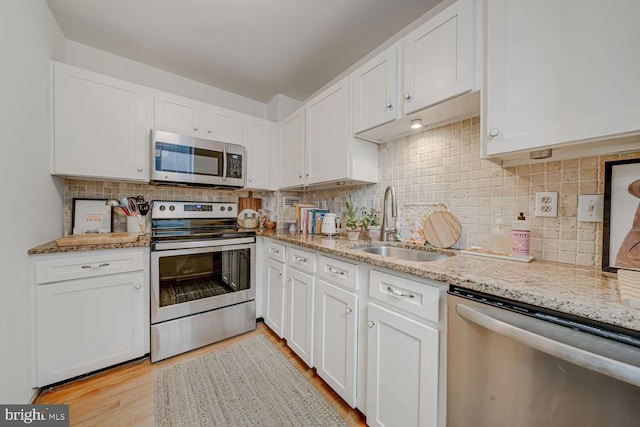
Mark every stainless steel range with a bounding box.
[150,201,256,362]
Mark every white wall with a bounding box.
[65,40,269,119]
[0,0,66,403]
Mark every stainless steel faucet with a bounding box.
[380,185,400,242]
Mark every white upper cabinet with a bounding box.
[483,0,640,163]
[202,105,242,144]
[154,92,201,137]
[352,0,479,143]
[154,91,242,144]
[278,106,306,188]
[51,62,152,182]
[351,44,400,134]
[402,0,475,115]
[306,77,351,185]
[278,78,378,190]
[243,115,276,190]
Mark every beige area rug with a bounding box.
[154,334,347,426]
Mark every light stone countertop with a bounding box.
[258,230,640,333]
[28,235,151,255]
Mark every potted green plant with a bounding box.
[345,195,362,241]
[362,207,381,241]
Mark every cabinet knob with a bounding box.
[207,128,212,134]
[137,167,143,172]
[248,178,253,182]
[489,128,500,137]
[367,320,375,328]
[298,174,303,178]
[346,307,353,315]
[193,125,199,131]
[386,101,392,108]
[305,173,309,177]
[135,284,142,289]
[403,92,411,100]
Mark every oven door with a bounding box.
[151,241,255,324]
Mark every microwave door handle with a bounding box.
[222,145,227,182]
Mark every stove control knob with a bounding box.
[227,206,233,212]
[220,206,225,211]
[169,205,175,211]
[159,205,166,211]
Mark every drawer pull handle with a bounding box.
[294,256,308,263]
[328,267,345,276]
[346,307,353,315]
[81,265,92,269]
[81,262,111,269]
[368,320,375,328]
[270,248,280,254]
[387,286,415,299]
[98,263,110,267]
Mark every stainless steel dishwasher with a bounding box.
[447,285,640,427]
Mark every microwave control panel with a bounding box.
[227,153,243,178]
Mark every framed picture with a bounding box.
[603,159,640,272]
[72,198,113,234]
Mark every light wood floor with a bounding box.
[36,323,367,426]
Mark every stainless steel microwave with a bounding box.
[150,130,245,188]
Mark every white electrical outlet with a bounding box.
[535,192,558,217]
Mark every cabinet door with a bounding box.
[278,107,306,188]
[286,267,315,368]
[202,105,242,144]
[264,258,286,338]
[484,0,640,156]
[36,272,145,386]
[315,279,357,407]
[351,44,399,134]
[402,0,474,115]
[154,91,201,137]
[52,62,151,181]
[367,303,439,427]
[306,77,350,185]
[243,115,273,190]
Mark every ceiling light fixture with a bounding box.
[410,119,423,129]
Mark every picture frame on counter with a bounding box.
[72,198,113,234]
[603,158,640,272]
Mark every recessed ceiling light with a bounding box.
[410,119,423,129]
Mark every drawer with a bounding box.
[265,240,286,263]
[369,270,440,323]
[288,247,317,274]
[35,250,144,285]
[318,255,358,291]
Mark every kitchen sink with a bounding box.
[354,245,450,262]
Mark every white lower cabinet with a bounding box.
[264,257,286,338]
[33,249,148,387]
[366,303,439,427]
[315,279,358,407]
[285,267,315,367]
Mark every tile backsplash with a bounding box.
[64,115,639,268]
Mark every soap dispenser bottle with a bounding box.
[511,212,531,257]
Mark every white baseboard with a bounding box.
[24,388,40,404]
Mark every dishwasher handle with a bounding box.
[456,303,640,388]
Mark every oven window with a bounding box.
[158,249,250,307]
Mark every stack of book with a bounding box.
[296,204,330,234]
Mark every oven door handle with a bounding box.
[153,236,255,251]
[456,303,640,387]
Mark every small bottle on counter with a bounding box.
[490,214,511,254]
[511,212,530,257]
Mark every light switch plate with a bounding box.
[578,195,604,222]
